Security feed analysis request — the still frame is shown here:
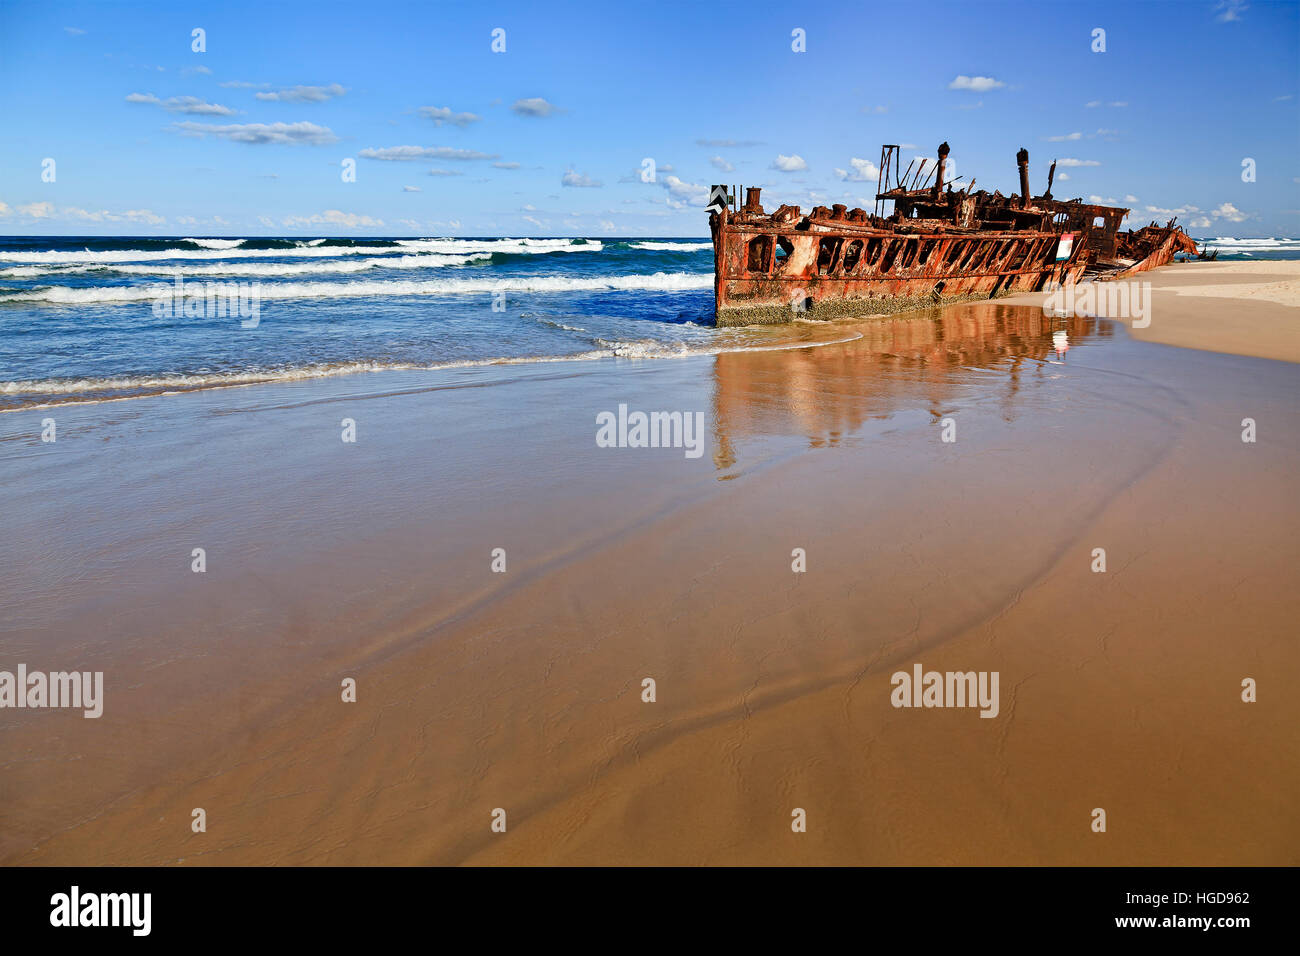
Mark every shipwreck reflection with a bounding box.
[710,303,1109,471]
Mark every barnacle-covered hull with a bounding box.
[709,142,1195,327]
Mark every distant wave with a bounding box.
[0,272,713,305]
[1194,237,1300,251]
[627,241,713,251]
[0,237,602,266]
[180,238,246,249]
[0,253,492,279]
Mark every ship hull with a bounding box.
[712,219,1088,327]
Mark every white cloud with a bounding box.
[17,202,53,218]
[522,215,545,227]
[255,83,346,103]
[220,80,270,89]
[174,121,337,145]
[1057,158,1100,167]
[1056,172,1069,181]
[948,75,1004,92]
[359,145,497,161]
[418,106,481,127]
[493,161,521,170]
[182,65,213,76]
[1190,216,1212,229]
[771,154,808,172]
[512,97,559,117]
[403,185,422,192]
[658,174,708,205]
[561,169,602,187]
[1212,202,1248,222]
[1215,1,1248,23]
[282,209,383,228]
[710,156,734,172]
[1124,194,1139,203]
[127,93,237,116]
[1046,132,1082,142]
[427,168,463,177]
[834,157,879,182]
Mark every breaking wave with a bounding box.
[0,272,713,305]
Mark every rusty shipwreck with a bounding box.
[708,142,1197,326]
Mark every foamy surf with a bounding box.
[1,272,713,305]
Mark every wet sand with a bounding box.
[1,293,1297,865]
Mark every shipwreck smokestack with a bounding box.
[933,142,950,199]
[1017,147,1031,209]
[744,186,762,212]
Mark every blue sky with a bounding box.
[1,0,1296,237]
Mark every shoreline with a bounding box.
[1,274,1297,866]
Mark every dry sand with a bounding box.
[1003,259,1300,363]
[1,265,1296,866]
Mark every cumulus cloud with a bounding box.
[656,174,709,207]
[282,209,383,228]
[561,169,602,188]
[511,97,559,117]
[771,154,808,172]
[948,75,1004,92]
[1190,216,1212,229]
[1212,202,1248,222]
[255,83,346,103]
[710,156,734,172]
[173,120,337,145]
[127,93,237,116]
[418,106,481,127]
[17,202,53,218]
[1056,158,1100,167]
[359,145,497,161]
[1046,132,1082,142]
[834,157,879,182]
[403,185,421,192]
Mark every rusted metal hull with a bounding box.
[712,216,1087,327]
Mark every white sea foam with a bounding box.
[181,238,246,249]
[0,237,602,266]
[628,241,713,251]
[1197,237,1300,251]
[0,253,491,279]
[0,272,714,305]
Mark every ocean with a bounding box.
[1,234,1296,412]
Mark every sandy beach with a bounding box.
[1,261,1296,866]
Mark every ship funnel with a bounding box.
[744,187,762,212]
[1017,147,1031,209]
[933,142,950,198]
